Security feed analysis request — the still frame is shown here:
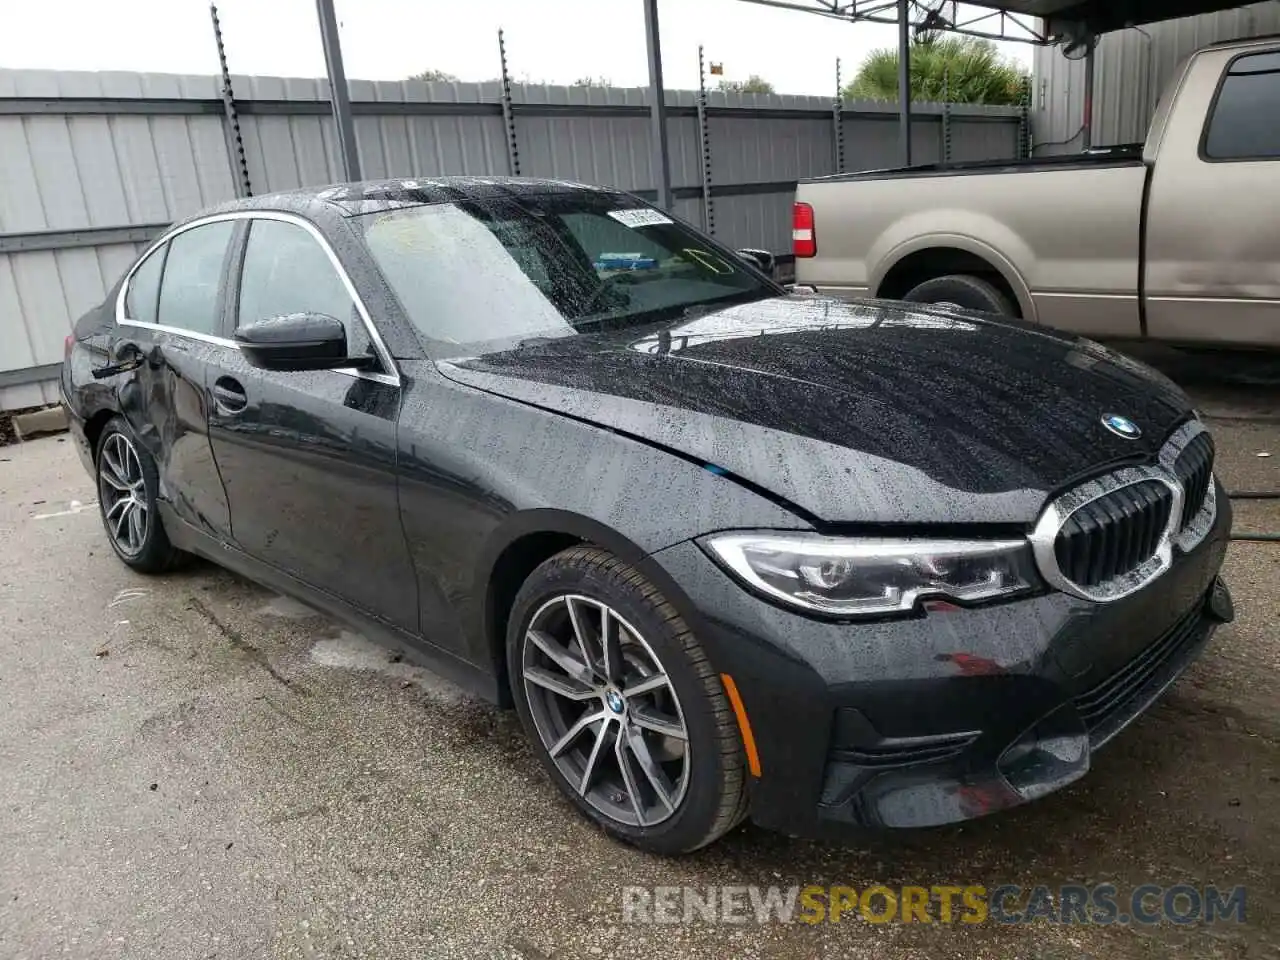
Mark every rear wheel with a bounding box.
[507,546,749,854]
[96,417,187,573]
[902,273,1015,316]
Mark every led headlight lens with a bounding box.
[701,533,1037,616]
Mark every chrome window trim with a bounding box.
[114,210,401,387]
[117,319,238,348]
[1030,419,1217,603]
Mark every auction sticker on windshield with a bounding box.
[608,208,673,228]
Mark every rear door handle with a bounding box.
[212,376,248,414]
[91,340,146,379]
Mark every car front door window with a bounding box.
[237,218,373,361]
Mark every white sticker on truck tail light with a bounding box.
[608,208,674,228]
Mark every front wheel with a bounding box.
[96,416,187,573]
[507,546,749,854]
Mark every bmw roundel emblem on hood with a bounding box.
[1101,413,1142,439]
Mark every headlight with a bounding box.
[700,533,1037,617]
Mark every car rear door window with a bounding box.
[124,244,166,324]
[156,221,235,336]
[236,218,369,354]
[1204,51,1280,161]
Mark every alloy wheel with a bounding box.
[98,432,150,557]
[521,595,690,827]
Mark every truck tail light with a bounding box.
[792,202,816,258]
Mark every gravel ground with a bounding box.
[2,388,1279,959]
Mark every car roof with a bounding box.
[201,176,621,222]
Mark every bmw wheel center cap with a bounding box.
[606,690,625,714]
[1102,413,1142,440]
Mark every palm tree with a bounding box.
[844,34,1026,105]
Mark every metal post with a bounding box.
[315,0,361,182]
[1082,44,1096,151]
[498,29,521,176]
[833,58,845,174]
[209,3,251,197]
[942,66,952,167]
[696,46,714,234]
[1019,75,1033,159]
[643,0,673,211]
[897,0,912,167]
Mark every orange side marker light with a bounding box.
[720,673,762,778]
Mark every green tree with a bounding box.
[571,75,613,87]
[409,68,459,83]
[717,74,775,95]
[844,35,1026,105]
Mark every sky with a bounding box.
[0,0,1035,96]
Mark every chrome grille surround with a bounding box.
[1030,420,1217,603]
[1162,420,1218,554]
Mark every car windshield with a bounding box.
[355,192,777,357]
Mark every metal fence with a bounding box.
[0,67,1022,410]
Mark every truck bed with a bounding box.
[795,150,1151,339]
[800,144,1146,184]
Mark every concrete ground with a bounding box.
[2,383,1280,959]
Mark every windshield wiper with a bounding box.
[513,335,572,350]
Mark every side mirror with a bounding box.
[234,313,368,372]
[736,248,775,276]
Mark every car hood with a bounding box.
[435,296,1192,525]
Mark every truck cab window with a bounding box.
[1204,52,1280,161]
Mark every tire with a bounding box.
[507,546,749,855]
[95,416,187,573]
[902,274,1015,316]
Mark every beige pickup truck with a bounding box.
[793,36,1280,348]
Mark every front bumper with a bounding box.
[649,488,1232,835]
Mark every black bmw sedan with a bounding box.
[61,177,1232,854]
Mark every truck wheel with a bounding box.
[902,274,1015,317]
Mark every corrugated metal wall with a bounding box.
[0,68,1022,409]
[1033,1,1280,152]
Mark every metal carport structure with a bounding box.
[310,0,1259,208]
[640,0,1258,202]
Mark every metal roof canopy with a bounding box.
[734,1,1046,43]
[955,0,1258,40]
[728,1,1259,44]
[639,0,1256,205]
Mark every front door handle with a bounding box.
[212,376,248,414]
